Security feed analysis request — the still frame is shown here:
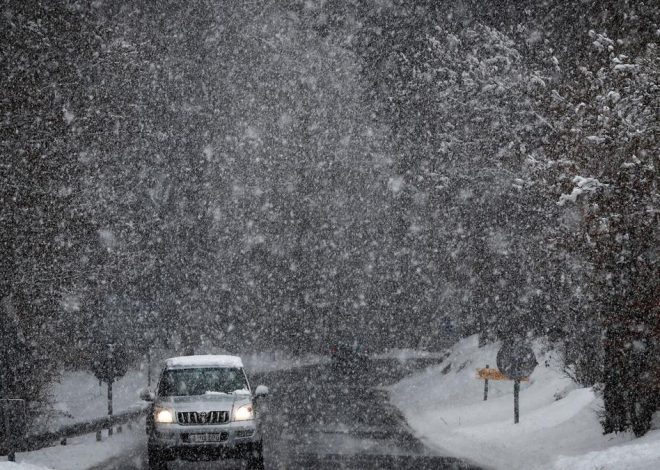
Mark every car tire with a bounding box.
[147,448,167,470]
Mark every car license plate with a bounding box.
[189,433,224,443]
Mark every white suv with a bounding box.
[142,355,269,469]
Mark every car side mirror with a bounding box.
[139,387,155,402]
[254,385,269,398]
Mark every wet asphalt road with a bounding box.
[92,358,480,470]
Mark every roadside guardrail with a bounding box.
[1,404,148,461]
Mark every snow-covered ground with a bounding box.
[0,464,53,470]
[389,335,660,470]
[1,425,146,470]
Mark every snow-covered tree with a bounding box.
[550,35,658,435]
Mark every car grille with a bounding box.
[177,411,229,425]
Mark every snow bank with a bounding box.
[389,335,659,470]
[2,426,146,470]
[553,429,660,470]
[0,463,54,470]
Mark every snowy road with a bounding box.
[90,358,480,469]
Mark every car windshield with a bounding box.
[158,368,248,397]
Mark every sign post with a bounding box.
[483,364,489,401]
[476,365,530,421]
[496,341,537,424]
[513,380,520,424]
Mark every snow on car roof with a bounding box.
[165,355,243,369]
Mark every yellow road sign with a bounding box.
[476,368,528,382]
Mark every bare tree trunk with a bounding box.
[107,379,113,436]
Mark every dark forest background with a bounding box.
[1,0,658,436]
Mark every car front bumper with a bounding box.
[149,421,260,461]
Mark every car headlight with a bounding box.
[233,403,254,421]
[155,408,174,424]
